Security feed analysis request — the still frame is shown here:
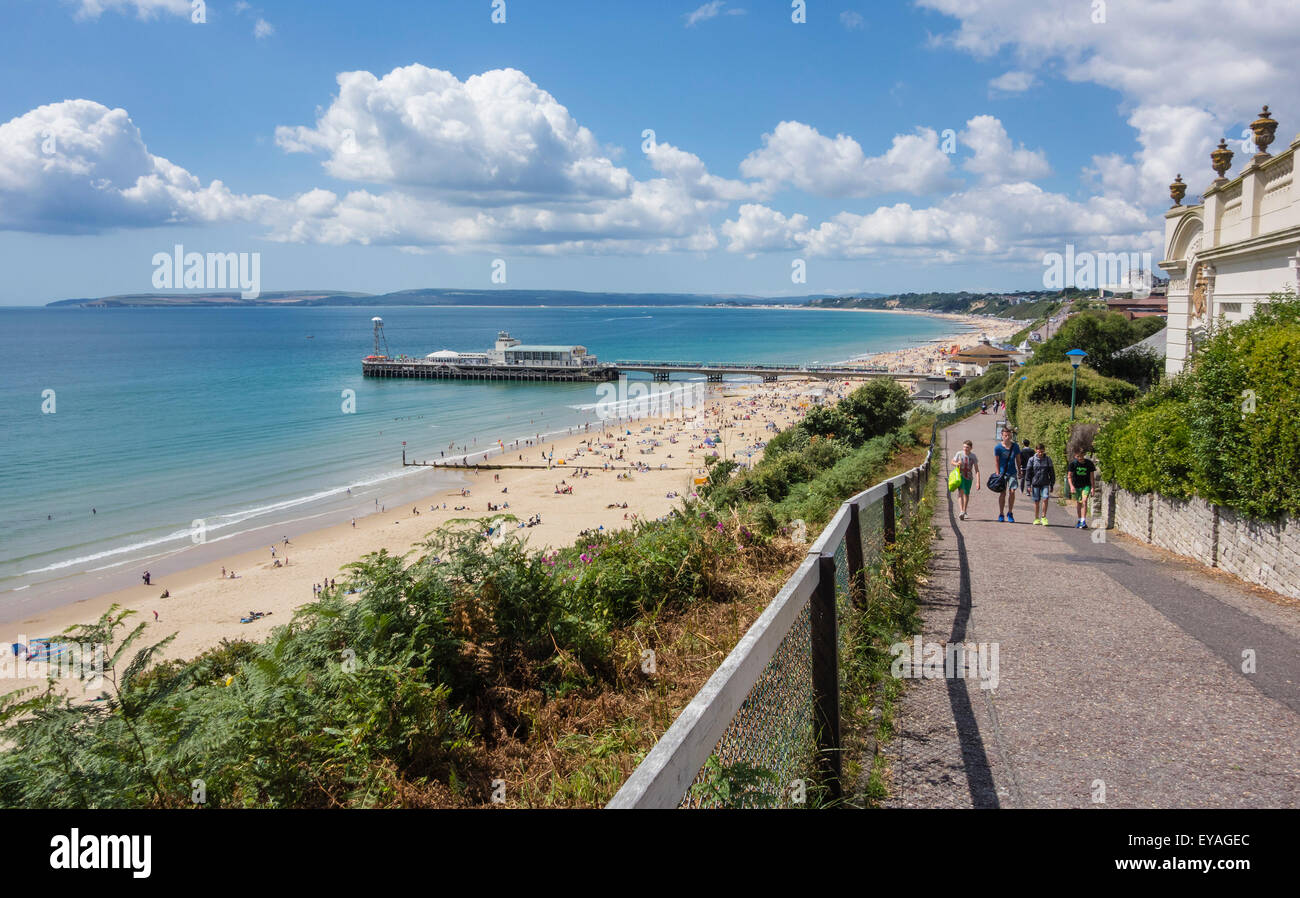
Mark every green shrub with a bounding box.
[1008,362,1137,422]
[1013,401,1120,469]
[1094,401,1195,497]
[1093,293,1300,518]
[801,379,911,448]
[1029,310,1168,382]
[1185,294,1300,517]
[956,366,1008,400]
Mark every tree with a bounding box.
[1029,311,1163,383]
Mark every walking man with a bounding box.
[1025,443,1056,525]
[993,426,1024,523]
[950,439,980,521]
[1067,448,1098,529]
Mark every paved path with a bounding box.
[881,410,1300,808]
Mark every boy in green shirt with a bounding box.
[1067,449,1098,529]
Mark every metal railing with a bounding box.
[607,392,1003,808]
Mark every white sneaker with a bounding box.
[959,511,967,520]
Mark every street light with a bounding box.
[1066,349,1088,423]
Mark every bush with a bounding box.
[801,379,911,448]
[773,429,914,527]
[1185,294,1300,517]
[1007,362,1138,422]
[956,366,1008,400]
[1028,310,1168,383]
[1094,292,1300,518]
[1094,402,1195,497]
[1013,401,1120,470]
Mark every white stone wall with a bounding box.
[1102,484,1300,600]
[1217,506,1300,597]
[1111,488,1151,542]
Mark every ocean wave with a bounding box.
[19,467,430,577]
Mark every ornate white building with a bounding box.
[1161,107,1300,376]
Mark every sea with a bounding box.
[0,303,963,621]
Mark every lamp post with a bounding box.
[1066,349,1087,423]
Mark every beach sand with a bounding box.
[845,311,1025,373]
[7,379,851,675]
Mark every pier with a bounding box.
[363,355,951,391]
[611,360,951,391]
[361,357,619,382]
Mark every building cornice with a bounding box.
[1196,224,1300,262]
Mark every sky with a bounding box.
[0,0,1296,305]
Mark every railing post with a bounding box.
[811,555,842,804]
[845,503,865,606]
[883,482,897,545]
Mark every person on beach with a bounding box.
[1025,443,1056,526]
[993,427,1024,523]
[950,439,979,520]
[1067,448,1098,529]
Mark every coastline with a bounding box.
[4,379,847,670]
[2,307,1018,666]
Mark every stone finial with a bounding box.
[1211,138,1234,180]
[1169,174,1187,206]
[1250,105,1278,157]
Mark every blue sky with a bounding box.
[1,0,1294,304]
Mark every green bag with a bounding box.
[947,466,962,492]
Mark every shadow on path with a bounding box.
[939,436,1002,808]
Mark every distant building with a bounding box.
[1105,295,1169,320]
[426,331,598,368]
[1161,107,1300,376]
[951,339,1016,375]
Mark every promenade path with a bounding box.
[880,409,1300,808]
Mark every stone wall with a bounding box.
[1100,483,1299,600]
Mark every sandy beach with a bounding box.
[4,310,1015,677]
[845,311,1025,373]
[6,379,862,675]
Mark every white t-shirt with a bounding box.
[952,450,977,478]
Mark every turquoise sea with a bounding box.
[0,304,961,618]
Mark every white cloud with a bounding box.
[71,0,191,19]
[988,70,1035,95]
[739,121,958,198]
[1085,105,1219,207]
[919,0,1299,199]
[645,141,767,202]
[840,11,865,30]
[723,182,1155,264]
[685,2,730,27]
[254,18,274,39]
[0,100,274,234]
[275,66,635,203]
[0,62,768,255]
[960,115,1050,184]
[721,204,809,253]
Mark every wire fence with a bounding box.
[607,393,1004,809]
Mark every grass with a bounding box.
[839,461,937,807]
